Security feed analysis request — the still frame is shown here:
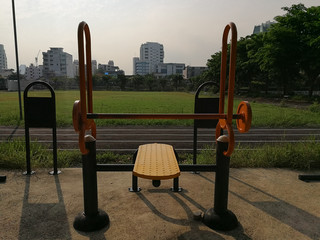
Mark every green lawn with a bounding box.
[1,90,319,127]
[1,90,320,170]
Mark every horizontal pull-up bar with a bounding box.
[87,113,242,120]
[73,100,251,156]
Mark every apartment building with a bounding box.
[0,44,8,70]
[183,66,208,79]
[133,42,164,75]
[74,59,97,76]
[42,48,74,78]
[25,64,43,81]
[253,21,274,34]
[155,63,185,77]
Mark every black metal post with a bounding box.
[129,150,140,192]
[73,135,109,232]
[11,0,23,120]
[171,177,182,192]
[23,127,34,175]
[203,135,238,231]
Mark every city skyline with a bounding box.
[1,0,316,75]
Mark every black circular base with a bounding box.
[203,208,238,231]
[73,209,109,232]
[152,180,161,187]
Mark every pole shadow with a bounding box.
[136,184,250,239]
[6,120,21,141]
[18,175,71,240]
[198,173,320,239]
[230,176,320,239]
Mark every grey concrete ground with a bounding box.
[0,168,319,240]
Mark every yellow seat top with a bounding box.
[133,143,180,180]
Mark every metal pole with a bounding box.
[214,136,231,213]
[11,0,23,120]
[203,135,238,231]
[73,135,109,232]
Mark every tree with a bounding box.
[275,4,320,97]
[132,75,144,90]
[171,74,183,91]
[145,74,156,91]
[117,74,127,91]
[159,77,167,91]
[102,75,111,90]
[204,51,222,84]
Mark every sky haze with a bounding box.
[1,0,316,75]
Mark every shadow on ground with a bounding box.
[18,175,71,240]
[137,187,251,240]
[199,173,320,240]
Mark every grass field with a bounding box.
[1,138,319,170]
[1,90,320,127]
[1,90,320,170]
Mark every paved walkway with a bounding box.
[0,168,319,239]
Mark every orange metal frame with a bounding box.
[75,21,249,156]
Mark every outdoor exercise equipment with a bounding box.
[130,143,182,192]
[73,21,252,232]
[24,81,60,175]
[193,81,219,166]
[73,25,251,156]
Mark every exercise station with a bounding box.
[72,21,252,232]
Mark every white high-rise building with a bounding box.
[0,44,8,70]
[73,59,97,76]
[133,42,164,75]
[42,48,74,78]
[25,64,43,80]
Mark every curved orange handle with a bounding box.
[215,121,235,157]
[216,22,237,156]
[77,21,96,154]
[219,22,237,128]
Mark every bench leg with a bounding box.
[129,174,141,192]
[129,150,141,192]
[171,177,182,192]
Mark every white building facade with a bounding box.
[253,21,274,34]
[73,59,97,76]
[25,64,43,81]
[183,66,208,79]
[0,44,8,70]
[133,42,164,75]
[43,48,74,78]
[155,63,185,77]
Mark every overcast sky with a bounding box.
[1,0,317,75]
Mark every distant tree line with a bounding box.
[192,4,320,98]
[88,73,186,92]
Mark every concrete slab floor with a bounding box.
[0,168,319,240]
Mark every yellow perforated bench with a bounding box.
[130,143,181,192]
